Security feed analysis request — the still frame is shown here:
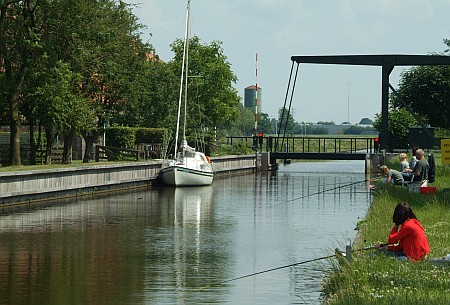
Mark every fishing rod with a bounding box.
[190,244,385,291]
[273,179,371,207]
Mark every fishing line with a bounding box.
[330,191,372,194]
[189,254,336,291]
[281,180,365,188]
[189,244,383,291]
[273,179,370,207]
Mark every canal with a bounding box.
[0,160,372,305]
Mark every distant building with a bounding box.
[244,86,262,113]
[359,117,374,125]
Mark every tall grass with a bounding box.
[323,161,450,305]
[323,254,450,305]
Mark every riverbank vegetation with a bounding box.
[322,155,450,305]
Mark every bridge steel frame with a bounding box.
[289,54,450,151]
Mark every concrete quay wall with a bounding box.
[0,155,258,205]
[0,153,382,206]
[211,154,257,176]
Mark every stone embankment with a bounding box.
[0,152,383,206]
[0,155,257,205]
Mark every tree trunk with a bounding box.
[45,127,54,165]
[28,121,36,165]
[82,119,102,163]
[2,1,37,166]
[5,60,27,166]
[82,133,95,163]
[9,92,22,166]
[62,129,74,164]
[37,125,43,164]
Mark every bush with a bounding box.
[106,127,136,149]
[106,127,168,151]
[135,128,168,145]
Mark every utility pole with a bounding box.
[254,53,259,137]
[347,81,350,124]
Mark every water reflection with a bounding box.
[133,185,235,305]
[0,161,372,305]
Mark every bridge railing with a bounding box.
[226,136,377,154]
[271,136,376,154]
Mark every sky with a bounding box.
[125,0,450,125]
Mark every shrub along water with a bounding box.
[322,154,450,305]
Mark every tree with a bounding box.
[0,1,46,165]
[317,121,336,125]
[343,125,364,135]
[169,36,240,136]
[1,0,152,165]
[374,108,420,149]
[258,112,273,134]
[218,103,252,138]
[112,58,179,130]
[31,61,95,164]
[277,107,296,135]
[393,63,450,130]
[42,0,151,162]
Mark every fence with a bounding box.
[95,145,139,162]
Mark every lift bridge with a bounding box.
[231,54,450,166]
[227,135,378,165]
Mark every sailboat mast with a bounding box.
[183,0,190,144]
[174,0,190,155]
[254,52,258,136]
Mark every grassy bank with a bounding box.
[323,156,450,305]
[0,160,139,173]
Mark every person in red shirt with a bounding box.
[375,202,430,262]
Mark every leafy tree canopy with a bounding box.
[374,108,420,149]
[393,62,450,130]
[169,36,240,134]
[277,107,296,135]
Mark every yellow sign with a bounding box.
[442,139,450,165]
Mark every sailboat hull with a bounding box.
[160,165,213,186]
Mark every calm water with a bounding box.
[0,161,372,305]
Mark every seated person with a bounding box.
[399,153,412,181]
[375,202,430,262]
[399,153,410,171]
[404,149,429,182]
[409,146,419,169]
[379,165,404,185]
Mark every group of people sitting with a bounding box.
[379,146,430,186]
[371,147,433,262]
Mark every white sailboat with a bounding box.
[160,0,213,186]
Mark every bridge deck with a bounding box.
[271,152,368,161]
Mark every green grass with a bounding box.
[323,161,450,305]
[323,255,450,305]
[0,160,127,172]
